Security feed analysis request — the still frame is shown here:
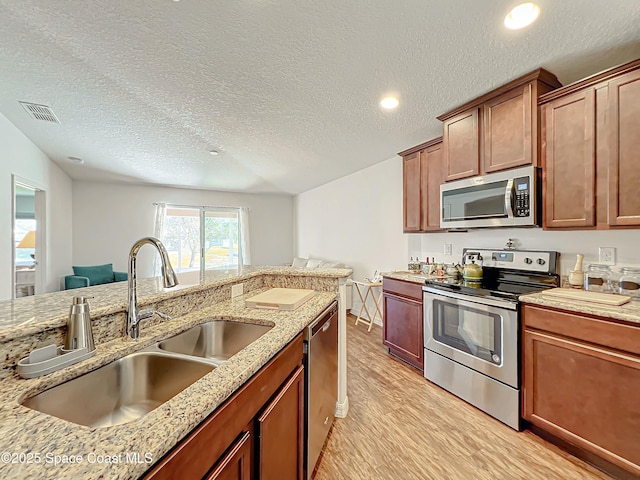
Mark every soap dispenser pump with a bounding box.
[64,296,96,352]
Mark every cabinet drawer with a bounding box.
[522,304,640,356]
[382,277,423,301]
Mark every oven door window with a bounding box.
[442,180,509,222]
[433,300,502,365]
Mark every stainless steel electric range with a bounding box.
[422,248,560,430]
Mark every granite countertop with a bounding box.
[0,286,337,479]
[382,271,438,285]
[0,265,351,339]
[520,290,640,325]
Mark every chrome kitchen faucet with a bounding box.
[125,237,179,340]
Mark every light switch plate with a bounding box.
[231,283,244,298]
[598,247,616,266]
[444,244,452,255]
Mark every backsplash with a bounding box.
[409,227,640,278]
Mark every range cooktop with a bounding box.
[424,248,561,303]
[424,274,557,302]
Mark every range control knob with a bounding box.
[537,258,546,265]
[524,257,533,265]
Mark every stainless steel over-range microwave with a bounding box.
[440,166,541,229]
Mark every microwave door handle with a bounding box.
[505,178,515,218]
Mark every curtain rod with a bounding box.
[152,202,249,210]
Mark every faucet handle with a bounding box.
[138,308,172,322]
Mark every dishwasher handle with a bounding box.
[308,302,338,338]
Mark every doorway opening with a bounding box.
[12,177,46,298]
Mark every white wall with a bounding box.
[295,156,408,281]
[72,182,294,277]
[0,113,73,300]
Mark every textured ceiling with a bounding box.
[1,0,639,195]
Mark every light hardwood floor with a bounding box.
[313,315,612,480]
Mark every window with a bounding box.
[157,205,249,278]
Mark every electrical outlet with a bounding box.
[444,244,452,255]
[598,247,616,266]
[231,283,244,298]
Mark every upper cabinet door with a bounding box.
[608,69,640,226]
[403,152,422,232]
[483,84,533,173]
[542,89,596,229]
[421,142,444,231]
[443,108,480,181]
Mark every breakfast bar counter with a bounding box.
[0,266,350,479]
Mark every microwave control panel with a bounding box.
[514,177,530,217]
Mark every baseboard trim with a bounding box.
[527,423,639,480]
[334,396,349,418]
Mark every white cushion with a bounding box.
[306,258,323,269]
[292,257,308,268]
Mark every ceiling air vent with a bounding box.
[19,102,60,124]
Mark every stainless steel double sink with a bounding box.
[21,320,273,428]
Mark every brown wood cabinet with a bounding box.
[607,68,640,226]
[541,89,596,228]
[204,432,252,480]
[438,69,561,182]
[540,58,640,229]
[399,137,444,233]
[143,334,305,480]
[257,366,304,480]
[442,109,479,181]
[382,277,423,371]
[522,304,640,478]
[402,151,421,232]
[421,141,445,231]
[483,84,533,173]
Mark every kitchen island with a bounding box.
[0,266,350,479]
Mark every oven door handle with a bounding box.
[422,286,518,311]
[423,297,434,345]
[504,178,515,218]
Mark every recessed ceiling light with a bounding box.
[209,150,220,156]
[504,3,540,30]
[380,97,399,110]
[67,156,84,164]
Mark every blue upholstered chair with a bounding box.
[64,264,128,290]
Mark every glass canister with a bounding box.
[619,267,640,298]
[584,264,612,292]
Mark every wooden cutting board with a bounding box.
[539,288,630,306]
[245,288,315,310]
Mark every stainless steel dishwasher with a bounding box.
[304,301,338,479]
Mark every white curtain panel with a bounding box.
[239,207,251,265]
[152,202,167,276]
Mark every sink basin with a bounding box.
[158,320,273,363]
[22,352,214,428]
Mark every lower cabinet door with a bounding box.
[523,329,640,476]
[204,431,252,480]
[382,292,423,370]
[257,366,304,480]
